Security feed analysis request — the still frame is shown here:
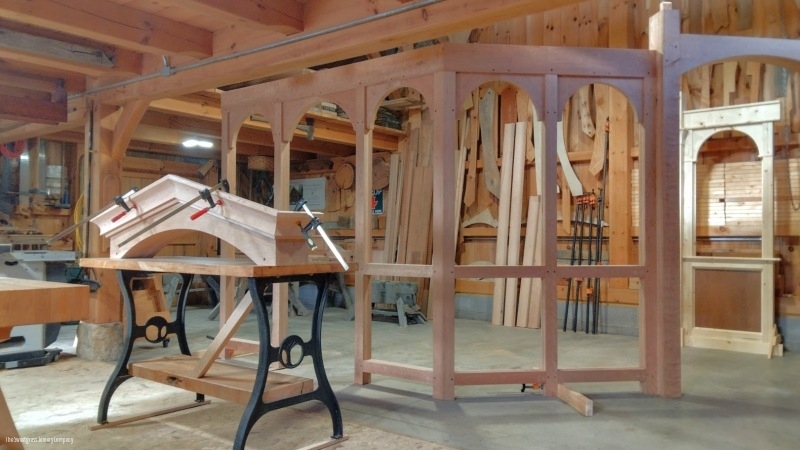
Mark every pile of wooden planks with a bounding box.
[490,122,543,328]
[384,107,434,314]
[454,83,544,329]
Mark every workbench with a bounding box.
[79,257,346,450]
[0,277,90,450]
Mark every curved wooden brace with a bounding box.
[556,120,584,196]
[282,92,359,142]
[111,99,150,160]
[677,34,800,75]
[365,75,435,130]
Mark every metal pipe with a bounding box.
[71,0,445,100]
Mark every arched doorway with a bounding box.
[681,100,783,357]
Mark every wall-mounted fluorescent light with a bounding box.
[182,139,213,148]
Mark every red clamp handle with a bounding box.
[111,205,136,223]
[190,200,222,220]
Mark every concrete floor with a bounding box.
[3,305,800,449]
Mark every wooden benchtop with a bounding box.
[80,256,353,277]
[0,278,90,328]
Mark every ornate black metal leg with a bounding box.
[309,275,343,439]
[232,273,343,448]
[233,277,273,450]
[175,273,193,356]
[174,273,205,402]
[97,270,138,424]
[98,270,204,424]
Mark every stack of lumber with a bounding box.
[490,122,542,328]
[385,107,434,314]
[453,83,543,329]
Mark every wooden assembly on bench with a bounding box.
[82,175,352,450]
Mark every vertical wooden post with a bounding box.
[647,3,682,398]
[219,109,239,341]
[542,74,560,397]
[432,71,457,400]
[354,85,373,385]
[760,125,775,345]
[272,103,291,346]
[680,128,698,343]
[87,100,121,324]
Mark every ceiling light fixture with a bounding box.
[182,138,213,149]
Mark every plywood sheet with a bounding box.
[694,268,760,332]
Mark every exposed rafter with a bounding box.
[0,93,65,124]
[0,59,86,93]
[168,0,304,34]
[0,0,212,58]
[0,27,142,77]
[0,27,111,64]
[0,97,86,141]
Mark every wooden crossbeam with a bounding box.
[0,0,212,58]
[0,93,66,124]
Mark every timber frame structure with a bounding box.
[218,5,800,408]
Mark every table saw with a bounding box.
[0,235,78,368]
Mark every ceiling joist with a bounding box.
[168,0,304,34]
[0,93,66,124]
[0,59,86,93]
[0,27,112,66]
[0,0,212,58]
[0,27,139,78]
[0,97,86,141]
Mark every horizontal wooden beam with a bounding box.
[0,84,51,102]
[0,59,86,93]
[94,0,585,104]
[0,93,66,124]
[0,0,212,58]
[169,0,304,34]
[0,27,130,77]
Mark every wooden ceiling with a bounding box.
[0,0,583,158]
